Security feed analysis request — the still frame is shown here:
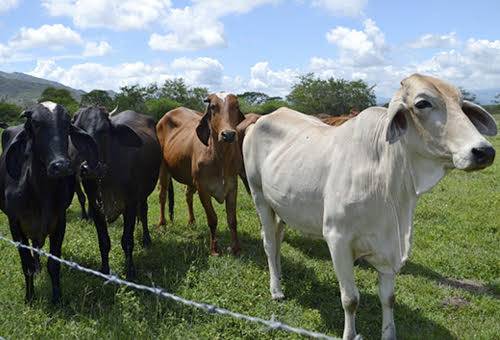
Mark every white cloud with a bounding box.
[0,0,19,12]
[311,0,367,17]
[409,32,459,49]
[28,57,228,92]
[150,0,276,52]
[248,61,299,96]
[30,59,173,91]
[42,0,172,30]
[10,24,83,50]
[170,57,224,87]
[326,19,387,67]
[83,41,112,57]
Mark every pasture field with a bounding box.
[0,124,499,339]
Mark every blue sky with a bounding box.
[0,0,499,98]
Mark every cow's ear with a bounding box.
[112,123,143,147]
[5,130,28,180]
[196,108,212,146]
[462,100,497,136]
[236,114,260,139]
[70,125,99,168]
[386,99,409,144]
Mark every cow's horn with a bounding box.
[108,106,118,116]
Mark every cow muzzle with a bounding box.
[48,158,73,178]
[453,143,496,171]
[220,130,236,143]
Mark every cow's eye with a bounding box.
[415,100,432,109]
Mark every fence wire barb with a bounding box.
[0,234,344,340]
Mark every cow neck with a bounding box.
[375,118,419,269]
[208,135,239,177]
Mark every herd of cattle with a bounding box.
[0,74,496,339]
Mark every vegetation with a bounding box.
[287,73,376,115]
[0,122,498,339]
[0,100,22,124]
[459,87,477,103]
[80,90,115,111]
[39,87,79,114]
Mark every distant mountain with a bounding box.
[0,71,87,106]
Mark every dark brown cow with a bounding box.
[156,93,258,255]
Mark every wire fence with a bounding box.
[0,234,348,340]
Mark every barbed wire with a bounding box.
[0,234,350,340]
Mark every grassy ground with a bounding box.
[0,128,498,339]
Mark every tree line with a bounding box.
[1,74,499,125]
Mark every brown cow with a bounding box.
[156,93,258,255]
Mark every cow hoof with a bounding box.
[210,250,220,257]
[157,220,166,229]
[143,236,152,248]
[271,292,285,300]
[51,292,62,305]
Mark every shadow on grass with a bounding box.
[401,261,500,299]
[286,231,499,300]
[235,231,454,339]
[33,227,211,321]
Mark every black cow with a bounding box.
[0,102,97,302]
[72,107,161,279]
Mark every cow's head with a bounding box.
[72,106,141,178]
[196,93,245,146]
[5,102,98,180]
[386,74,497,172]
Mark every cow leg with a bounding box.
[379,272,396,340]
[253,192,283,300]
[139,200,152,248]
[75,181,88,220]
[225,183,241,255]
[122,203,137,280]
[275,219,285,279]
[325,234,359,340]
[198,189,219,256]
[186,185,196,225]
[31,239,41,275]
[158,162,172,227]
[48,214,66,304]
[8,218,35,303]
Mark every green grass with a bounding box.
[0,131,499,339]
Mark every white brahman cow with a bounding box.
[242,74,497,340]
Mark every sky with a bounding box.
[0,0,499,99]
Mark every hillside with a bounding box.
[0,71,86,106]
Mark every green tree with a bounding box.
[0,100,23,124]
[81,90,114,110]
[287,73,376,116]
[459,87,477,103]
[237,92,270,105]
[114,85,148,113]
[39,87,79,114]
[145,97,181,121]
[159,78,208,111]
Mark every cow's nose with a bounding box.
[221,130,236,143]
[472,146,495,166]
[48,159,72,177]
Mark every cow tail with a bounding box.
[167,177,174,222]
[158,159,174,224]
